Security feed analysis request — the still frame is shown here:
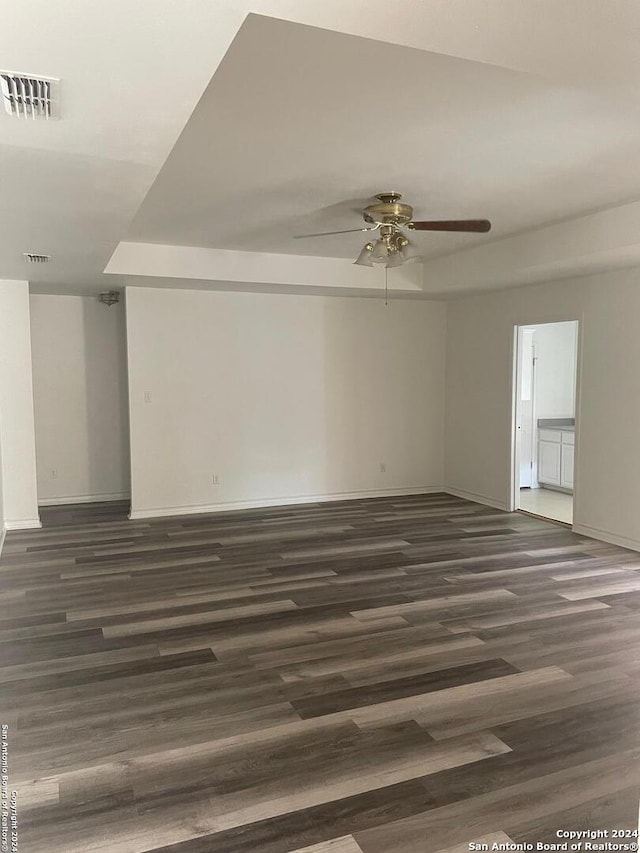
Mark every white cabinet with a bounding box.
[538,438,561,486]
[561,440,574,489]
[537,429,574,491]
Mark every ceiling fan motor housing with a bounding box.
[363,192,414,226]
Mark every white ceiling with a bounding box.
[128,14,640,262]
[2,0,640,296]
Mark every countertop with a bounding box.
[537,418,575,432]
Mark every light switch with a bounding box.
[143,391,152,403]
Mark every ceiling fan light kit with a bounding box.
[385,250,407,268]
[295,192,491,269]
[354,243,375,267]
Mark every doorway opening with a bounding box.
[512,321,579,525]
[30,294,131,515]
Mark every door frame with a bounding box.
[515,327,538,490]
[508,318,583,520]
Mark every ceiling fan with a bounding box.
[294,192,491,268]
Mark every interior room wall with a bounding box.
[444,267,640,550]
[30,294,130,505]
[532,320,578,419]
[0,401,5,553]
[0,280,40,529]
[125,286,446,518]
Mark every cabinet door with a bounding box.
[538,439,561,485]
[561,441,575,489]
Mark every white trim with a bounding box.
[38,492,130,506]
[4,518,42,530]
[509,319,582,514]
[508,324,519,512]
[129,486,444,520]
[0,525,5,556]
[444,487,510,512]
[572,523,640,554]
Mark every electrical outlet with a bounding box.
[212,474,220,485]
[379,462,386,473]
[50,468,58,479]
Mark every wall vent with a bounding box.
[1,72,59,119]
[23,253,50,264]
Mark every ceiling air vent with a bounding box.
[23,253,50,264]
[1,72,59,119]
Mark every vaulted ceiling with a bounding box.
[3,1,640,298]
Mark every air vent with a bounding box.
[23,253,50,264]
[1,72,59,119]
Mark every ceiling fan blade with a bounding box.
[294,226,377,239]
[409,219,491,233]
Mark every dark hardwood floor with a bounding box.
[1,493,639,852]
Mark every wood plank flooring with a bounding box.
[1,493,639,852]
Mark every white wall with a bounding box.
[126,286,445,517]
[0,398,5,552]
[0,280,39,529]
[445,268,640,549]
[30,295,130,504]
[532,321,578,420]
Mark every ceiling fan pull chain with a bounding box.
[385,266,388,307]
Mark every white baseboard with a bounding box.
[4,518,42,530]
[0,525,5,557]
[572,523,640,553]
[129,486,445,520]
[38,492,130,507]
[444,487,510,512]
